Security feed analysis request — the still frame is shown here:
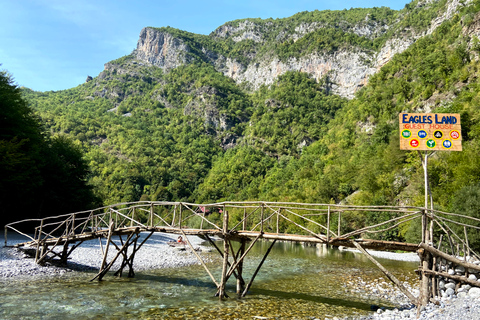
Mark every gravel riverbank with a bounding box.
[336,249,480,320]
[0,232,211,279]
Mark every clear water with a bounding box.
[0,241,417,319]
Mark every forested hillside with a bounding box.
[13,0,480,241]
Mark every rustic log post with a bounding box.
[237,239,246,295]
[200,207,205,230]
[190,234,221,289]
[353,241,417,305]
[219,210,230,299]
[261,204,264,233]
[150,203,154,228]
[98,220,114,280]
[35,219,44,264]
[327,206,331,247]
[338,211,341,237]
[276,209,280,234]
[93,231,135,281]
[128,236,138,278]
[241,239,277,297]
[72,213,76,236]
[464,226,470,258]
[60,241,69,265]
[179,204,183,229]
[418,209,431,314]
[172,204,177,227]
[243,208,247,231]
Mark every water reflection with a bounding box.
[0,239,418,319]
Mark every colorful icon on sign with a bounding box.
[450,130,460,140]
[418,130,427,139]
[401,129,412,139]
[410,139,420,148]
[426,139,436,148]
[442,139,453,149]
[434,131,443,139]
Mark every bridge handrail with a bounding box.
[5,201,480,262]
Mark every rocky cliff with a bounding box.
[121,0,467,99]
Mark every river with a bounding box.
[0,239,418,319]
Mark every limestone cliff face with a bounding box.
[132,0,467,99]
[135,27,191,70]
[222,52,377,99]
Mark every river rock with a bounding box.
[468,287,480,298]
[439,280,446,289]
[445,288,455,296]
[462,284,472,291]
[445,282,456,290]
[455,266,465,274]
[469,274,478,281]
[448,269,455,275]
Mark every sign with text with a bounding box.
[399,113,462,151]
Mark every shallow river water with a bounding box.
[0,241,418,319]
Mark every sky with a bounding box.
[1,0,411,92]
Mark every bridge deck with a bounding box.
[13,226,419,253]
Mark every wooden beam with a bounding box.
[241,239,277,297]
[419,242,480,272]
[352,241,418,306]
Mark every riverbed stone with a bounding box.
[469,274,477,281]
[462,284,472,291]
[445,282,456,290]
[455,266,465,273]
[468,287,480,298]
[445,288,455,296]
[439,280,446,289]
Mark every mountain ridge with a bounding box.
[112,0,466,98]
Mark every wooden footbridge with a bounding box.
[5,201,480,310]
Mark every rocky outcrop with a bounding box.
[426,0,472,35]
[183,86,231,131]
[223,51,377,98]
[135,27,191,71]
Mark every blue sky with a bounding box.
[1,0,411,92]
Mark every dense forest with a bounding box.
[2,0,480,244]
[0,70,98,226]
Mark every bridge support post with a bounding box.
[241,239,277,297]
[219,210,229,299]
[418,209,432,314]
[236,239,246,295]
[352,241,418,306]
[60,241,70,265]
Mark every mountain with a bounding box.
[21,0,480,242]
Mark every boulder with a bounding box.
[468,287,480,298]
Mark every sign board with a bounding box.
[399,113,462,151]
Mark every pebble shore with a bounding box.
[334,249,480,320]
[0,232,210,279]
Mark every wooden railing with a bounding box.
[5,201,480,257]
